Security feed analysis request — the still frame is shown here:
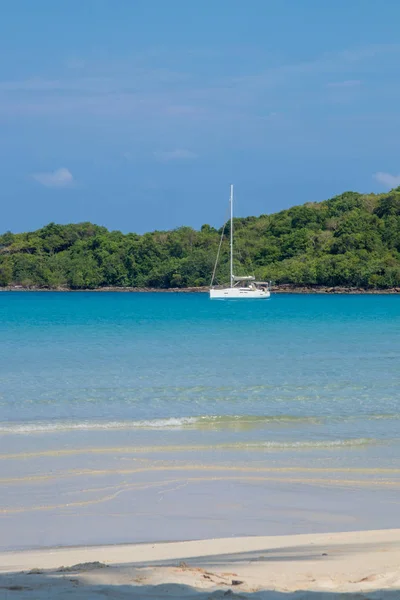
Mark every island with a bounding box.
[1,188,400,292]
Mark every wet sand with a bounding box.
[1,444,400,550]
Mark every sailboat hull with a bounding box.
[210,288,270,299]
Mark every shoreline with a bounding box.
[2,285,400,294]
[0,526,398,560]
[1,529,400,596]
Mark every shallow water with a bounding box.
[1,292,400,549]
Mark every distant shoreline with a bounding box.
[2,285,400,294]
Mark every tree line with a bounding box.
[1,188,400,289]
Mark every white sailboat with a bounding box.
[209,185,271,299]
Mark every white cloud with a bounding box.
[374,171,400,188]
[32,167,74,188]
[154,149,198,161]
[326,79,361,88]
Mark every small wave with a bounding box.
[0,417,197,434]
[0,414,323,435]
[186,415,322,430]
[366,413,400,421]
[1,413,397,436]
[0,438,380,461]
[230,438,376,450]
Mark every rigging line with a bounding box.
[210,207,230,287]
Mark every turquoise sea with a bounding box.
[1,292,400,549]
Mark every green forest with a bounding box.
[1,188,400,290]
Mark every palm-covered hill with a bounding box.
[1,188,400,289]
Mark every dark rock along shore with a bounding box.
[2,285,400,294]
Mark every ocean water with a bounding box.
[1,292,400,549]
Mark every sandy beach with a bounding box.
[1,529,400,598]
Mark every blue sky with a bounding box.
[1,0,400,233]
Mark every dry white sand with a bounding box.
[1,529,400,598]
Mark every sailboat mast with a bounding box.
[230,184,234,288]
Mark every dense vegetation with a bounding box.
[2,188,400,289]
